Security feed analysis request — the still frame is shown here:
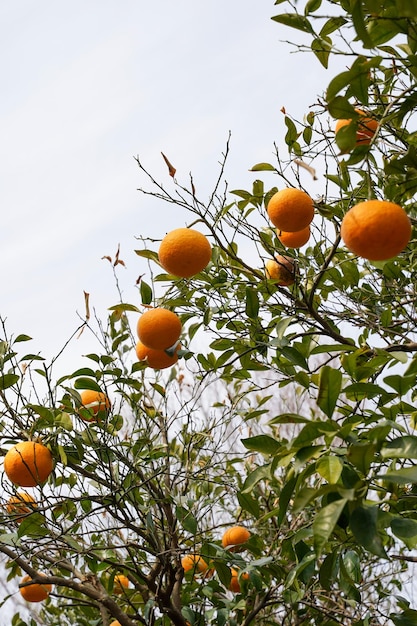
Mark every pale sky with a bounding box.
[1,1,327,375]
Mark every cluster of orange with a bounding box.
[2,441,54,602]
[265,187,314,285]
[334,110,411,260]
[134,228,212,371]
[263,111,411,271]
[182,525,251,593]
[3,389,114,603]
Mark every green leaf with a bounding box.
[269,413,310,425]
[284,116,299,146]
[317,366,342,418]
[391,609,417,626]
[14,334,32,342]
[17,513,49,538]
[140,280,153,305]
[320,16,347,37]
[271,13,314,34]
[245,286,259,319]
[311,36,332,69]
[241,435,281,456]
[74,378,103,393]
[313,499,348,555]
[351,0,373,48]
[316,456,343,484]
[319,550,339,590]
[241,464,271,493]
[215,561,232,588]
[0,374,19,390]
[381,436,417,460]
[347,442,376,475]
[378,466,417,485]
[175,505,197,535]
[249,163,276,172]
[391,517,417,549]
[134,249,159,262]
[349,506,387,558]
[343,550,361,584]
[237,491,260,519]
[108,303,140,315]
[384,374,415,395]
[304,0,321,14]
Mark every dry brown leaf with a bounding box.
[294,158,318,180]
[161,152,176,178]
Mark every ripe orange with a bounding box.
[136,341,180,370]
[181,554,209,574]
[265,255,296,286]
[277,225,310,248]
[114,574,129,594]
[6,491,37,523]
[78,390,111,420]
[137,308,182,351]
[20,575,52,602]
[340,199,411,261]
[228,568,249,593]
[110,622,121,626]
[221,526,251,550]
[267,188,314,232]
[158,228,212,278]
[79,389,111,422]
[4,442,53,487]
[335,108,378,146]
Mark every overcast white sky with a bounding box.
[1,1,328,376]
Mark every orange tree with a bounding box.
[2,2,417,625]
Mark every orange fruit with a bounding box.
[340,199,411,261]
[136,341,180,370]
[6,491,37,523]
[277,225,310,248]
[20,574,52,602]
[4,442,53,487]
[78,390,111,420]
[228,568,249,593]
[221,526,251,550]
[158,228,212,278]
[114,574,129,594]
[267,188,314,232]
[265,255,296,286]
[181,554,209,574]
[137,308,182,351]
[110,622,121,626]
[335,108,378,146]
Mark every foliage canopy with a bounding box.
[2,2,417,625]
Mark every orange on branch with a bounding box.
[158,228,212,278]
[181,554,210,574]
[340,199,411,261]
[137,308,182,351]
[19,575,52,602]
[114,574,129,594]
[4,442,53,487]
[6,491,37,523]
[78,390,111,420]
[277,225,310,248]
[136,341,180,370]
[267,188,314,232]
[228,568,249,593]
[335,108,378,146]
[265,255,296,286]
[221,525,251,550]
